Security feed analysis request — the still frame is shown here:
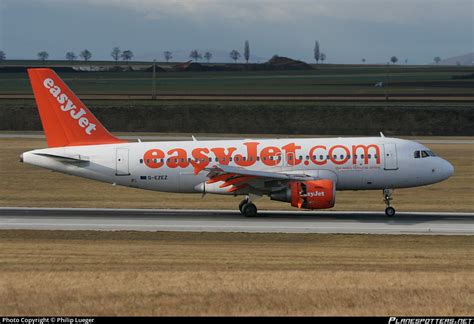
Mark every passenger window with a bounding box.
[340,154,344,159]
[243,157,247,161]
[139,159,143,164]
[421,151,429,158]
[235,157,240,162]
[257,156,260,161]
[320,155,323,160]
[368,154,371,159]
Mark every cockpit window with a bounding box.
[415,150,436,158]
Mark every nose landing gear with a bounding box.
[383,189,396,217]
[239,196,258,217]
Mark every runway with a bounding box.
[0,207,473,235]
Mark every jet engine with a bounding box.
[270,179,335,209]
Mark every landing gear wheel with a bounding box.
[383,189,395,217]
[239,199,249,213]
[385,207,396,217]
[242,203,258,217]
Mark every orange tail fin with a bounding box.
[28,68,125,147]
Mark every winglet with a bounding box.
[28,68,125,147]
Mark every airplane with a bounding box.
[20,68,454,217]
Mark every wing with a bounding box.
[204,164,316,194]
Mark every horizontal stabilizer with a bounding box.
[33,153,90,163]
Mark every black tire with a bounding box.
[239,199,248,213]
[385,207,396,217]
[242,203,258,217]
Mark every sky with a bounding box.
[0,0,472,64]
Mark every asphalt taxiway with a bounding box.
[0,207,472,235]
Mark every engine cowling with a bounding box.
[270,179,335,210]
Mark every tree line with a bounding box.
[0,41,253,64]
[0,41,295,64]
[0,46,446,65]
[44,47,134,64]
[185,40,251,64]
[0,48,134,64]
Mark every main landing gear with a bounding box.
[383,189,396,217]
[239,197,258,217]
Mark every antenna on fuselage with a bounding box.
[192,135,197,141]
[380,132,385,138]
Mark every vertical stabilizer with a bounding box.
[28,68,125,147]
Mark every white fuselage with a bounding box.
[22,137,454,196]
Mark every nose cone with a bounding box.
[440,159,454,180]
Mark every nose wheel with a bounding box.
[239,197,258,217]
[385,206,396,217]
[383,189,396,217]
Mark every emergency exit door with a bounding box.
[383,143,398,170]
[116,148,130,176]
